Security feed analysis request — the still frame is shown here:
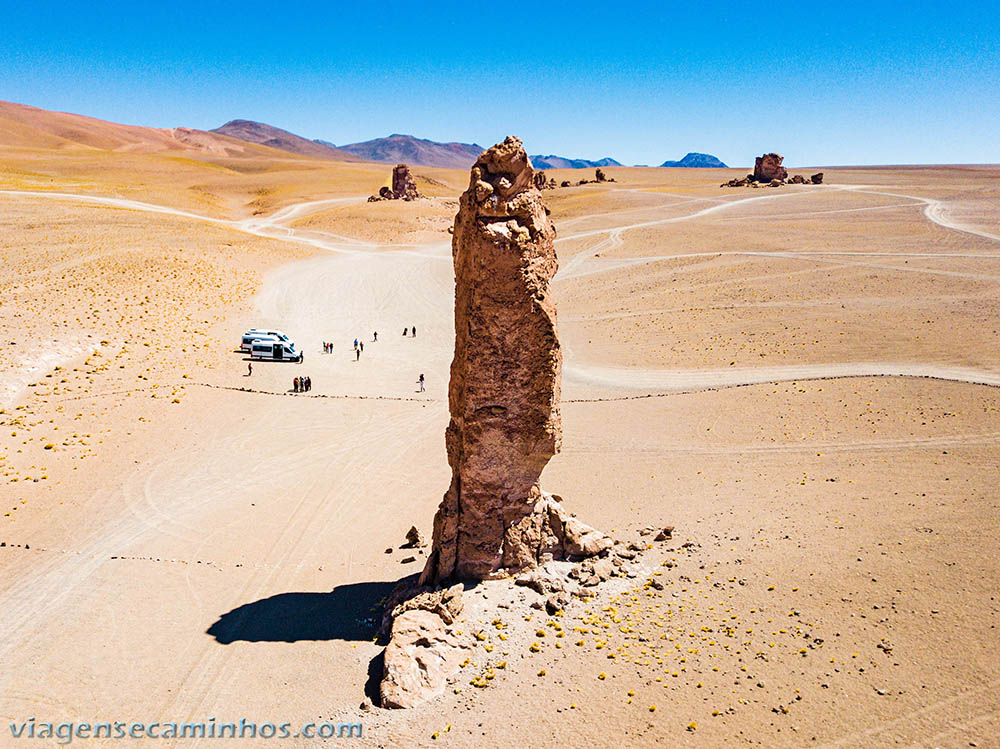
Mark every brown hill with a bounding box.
[211,120,356,160]
[335,134,485,169]
[0,100,296,158]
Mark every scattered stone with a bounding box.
[404,525,424,548]
[545,592,570,615]
[515,567,568,595]
[385,547,393,554]
[789,174,807,184]
[360,697,373,712]
[573,555,616,587]
[560,180,571,187]
[595,168,607,182]
[401,556,417,564]
[810,172,824,184]
[654,526,674,542]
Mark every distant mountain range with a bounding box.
[659,152,728,168]
[530,155,623,170]
[0,101,302,158]
[330,134,486,169]
[0,100,730,172]
[211,119,728,171]
[211,120,356,160]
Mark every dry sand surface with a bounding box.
[1,152,999,748]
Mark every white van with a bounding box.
[250,340,302,362]
[240,329,289,352]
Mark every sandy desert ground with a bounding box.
[1,143,998,747]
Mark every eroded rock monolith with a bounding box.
[392,163,420,200]
[754,153,788,182]
[419,136,609,584]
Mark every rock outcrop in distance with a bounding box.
[533,170,557,190]
[367,164,421,202]
[659,152,728,168]
[420,136,611,584]
[754,153,788,182]
[722,154,825,189]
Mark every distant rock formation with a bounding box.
[419,136,610,584]
[533,170,556,190]
[367,163,421,202]
[721,160,825,189]
[721,175,752,187]
[753,153,788,182]
[392,164,419,200]
[660,152,728,168]
[595,168,607,182]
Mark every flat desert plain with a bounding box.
[1,148,999,747]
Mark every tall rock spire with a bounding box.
[420,136,608,583]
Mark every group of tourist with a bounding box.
[248,329,426,393]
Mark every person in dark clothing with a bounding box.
[356,348,361,361]
[293,377,299,393]
[359,341,364,352]
[402,327,407,336]
[412,326,416,337]
[373,331,378,341]
[418,373,425,392]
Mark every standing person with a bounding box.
[247,362,252,377]
[418,373,425,392]
[293,377,299,393]
[373,331,378,342]
[412,326,417,337]
[356,347,361,362]
[354,338,358,348]
[306,376,311,391]
[402,327,407,337]
[359,341,364,353]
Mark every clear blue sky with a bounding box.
[2,1,998,166]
